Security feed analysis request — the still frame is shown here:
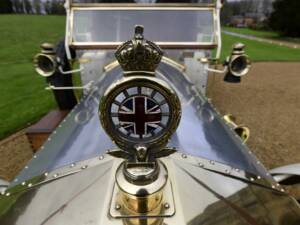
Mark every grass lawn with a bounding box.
[223,26,300,44]
[220,33,300,62]
[0,15,300,140]
[0,15,65,139]
[223,26,280,39]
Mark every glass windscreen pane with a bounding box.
[72,0,216,4]
[72,9,215,43]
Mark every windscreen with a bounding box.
[71,0,216,4]
[71,8,216,47]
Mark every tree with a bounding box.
[44,0,52,14]
[240,0,255,15]
[0,0,13,13]
[11,0,24,13]
[44,0,65,15]
[24,0,32,14]
[33,0,41,14]
[51,0,65,15]
[221,0,234,25]
[269,0,300,37]
[261,0,271,16]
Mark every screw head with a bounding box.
[81,165,88,170]
[115,204,121,210]
[164,203,170,209]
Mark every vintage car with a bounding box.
[1,0,300,225]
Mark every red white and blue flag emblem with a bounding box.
[118,96,162,137]
[110,87,170,140]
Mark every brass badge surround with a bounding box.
[100,76,181,152]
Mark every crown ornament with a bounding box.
[115,25,163,75]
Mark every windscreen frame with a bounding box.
[67,4,219,50]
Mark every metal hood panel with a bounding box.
[12,61,269,186]
[1,154,300,225]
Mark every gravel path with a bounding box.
[207,62,300,169]
[0,131,33,181]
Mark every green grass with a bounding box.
[0,15,66,139]
[223,26,300,44]
[0,15,300,140]
[223,26,280,39]
[220,33,300,62]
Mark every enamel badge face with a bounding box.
[110,82,170,140]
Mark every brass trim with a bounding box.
[110,161,175,219]
[115,25,163,73]
[103,56,185,75]
[71,6,216,10]
[99,76,181,152]
[161,57,186,72]
[110,182,176,218]
[71,42,217,50]
[103,60,119,72]
[223,114,250,143]
[70,3,217,8]
[33,53,57,77]
[228,54,251,77]
[227,43,251,77]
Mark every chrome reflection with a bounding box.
[201,108,215,123]
[1,154,300,225]
[74,109,91,124]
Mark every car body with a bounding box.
[1,1,300,225]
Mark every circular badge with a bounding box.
[99,76,181,151]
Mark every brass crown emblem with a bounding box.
[115,25,163,74]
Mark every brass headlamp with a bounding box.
[33,43,57,77]
[224,43,251,82]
